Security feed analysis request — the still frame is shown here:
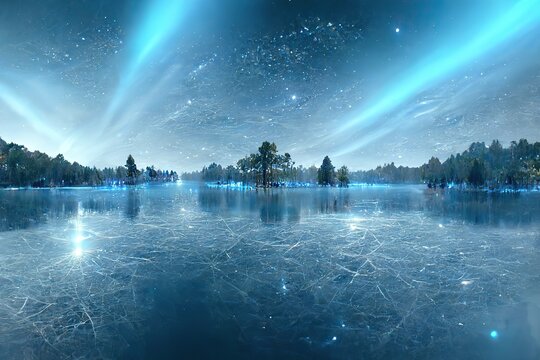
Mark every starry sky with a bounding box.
[0,0,539,171]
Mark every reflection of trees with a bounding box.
[0,191,78,231]
[0,190,131,231]
[198,188,356,224]
[125,190,141,220]
[82,197,118,213]
[199,187,540,226]
[314,189,350,214]
[421,190,535,226]
[259,194,284,223]
[198,189,224,212]
[0,188,147,230]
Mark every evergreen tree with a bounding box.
[257,141,277,186]
[421,157,443,186]
[468,159,485,187]
[236,156,252,185]
[125,154,139,185]
[146,166,158,180]
[337,165,350,187]
[225,165,238,184]
[318,156,335,186]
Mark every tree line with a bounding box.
[2,135,538,190]
[418,139,540,189]
[0,137,178,187]
[183,139,540,190]
[182,141,350,187]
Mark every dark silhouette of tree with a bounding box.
[421,157,443,186]
[468,159,485,187]
[146,166,158,180]
[237,156,252,185]
[337,165,350,187]
[0,137,176,187]
[125,154,139,184]
[115,166,128,181]
[224,165,238,184]
[181,138,540,190]
[257,141,277,187]
[318,156,335,186]
[202,162,223,182]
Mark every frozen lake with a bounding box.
[0,183,539,359]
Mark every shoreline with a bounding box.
[200,182,540,193]
[0,181,180,191]
[2,181,539,193]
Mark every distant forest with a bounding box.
[2,136,539,189]
[183,139,540,190]
[0,137,178,187]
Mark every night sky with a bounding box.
[1,0,539,171]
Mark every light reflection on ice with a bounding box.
[72,246,83,257]
[0,186,537,359]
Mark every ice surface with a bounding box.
[0,184,538,359]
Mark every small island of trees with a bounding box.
[182,141,351,188]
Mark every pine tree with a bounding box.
[468,159,485,187]
[125,154,139,185]
[257,141,277,187]
[318,156,335,186]
[337,165,350,187]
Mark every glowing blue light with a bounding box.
[332,0,540,156]
[130,0,191,73]
[98,0,193,134]
[395,28,400,33]
[332,336,337,341]
[490,330,499,339]
[0,83,61,141]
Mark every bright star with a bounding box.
[490,330,498,339]
[395,27,400,33]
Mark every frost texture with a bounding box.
[0,186,538,359]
